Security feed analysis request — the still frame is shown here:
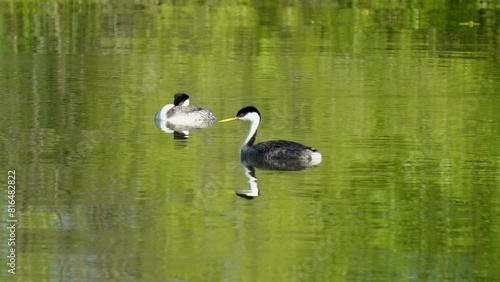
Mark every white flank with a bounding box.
[309,151,322,166]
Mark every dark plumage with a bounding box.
[219,106,322,170]
[173,93,190,106]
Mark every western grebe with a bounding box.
[219,106,322,170]
[155,93,216,127]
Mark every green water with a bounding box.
[1,1,499,281]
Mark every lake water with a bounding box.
[1,1,499,281]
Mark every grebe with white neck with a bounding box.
[155,93,216,128]
[219,106,322,170]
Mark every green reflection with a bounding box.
[0,1,499,282]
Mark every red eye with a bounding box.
[239,113,244,117]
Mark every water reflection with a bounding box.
[236,164,259,199]
[154,118,214,139]
[236,158,320,199]
[242,155,321,171]
[3,1,499,281]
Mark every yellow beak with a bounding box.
[218,117,238,123]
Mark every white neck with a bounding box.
[156,104,174,120]
[241,112,260,150]
[183,99,190,106]
[163,104,174,112]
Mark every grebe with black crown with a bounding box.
[219,106,322,170]
[155,93,216,127]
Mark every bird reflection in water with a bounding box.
[236,159,320,200]
[155,119,214,140]
[236,164,259,199]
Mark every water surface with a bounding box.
[0,1,499,281]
